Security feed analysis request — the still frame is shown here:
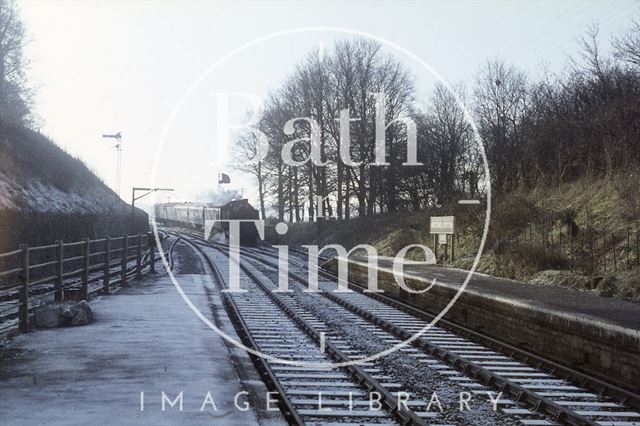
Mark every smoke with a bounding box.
[210,231,227,243]
[195,188,242,206]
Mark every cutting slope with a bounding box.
[0,121,147,250]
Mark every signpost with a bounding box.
[430,216,455,235]
[430,216,456,262]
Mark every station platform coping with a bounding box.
[332,255,640,334]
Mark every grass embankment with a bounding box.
[284,173,640,302]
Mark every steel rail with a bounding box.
[249,242,640,405]
[224,243,600,426]
[177,236,305,425]
[313,260,640,408]
[182,234,428,426]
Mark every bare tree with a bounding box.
[0,0,30,125]
[613,18,640,67]
[428,83,474,203]
[473,60,528,193]
[233,131,268,219]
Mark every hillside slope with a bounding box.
[0,121,147,250]
[284,174,640,303]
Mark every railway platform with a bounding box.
[2,233,639,425]
[0,267,283,425]
[325,256,640,391]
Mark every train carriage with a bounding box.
[154,199,258,245]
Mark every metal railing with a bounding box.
[0,232,166,335]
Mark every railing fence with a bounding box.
[0,232,163,334]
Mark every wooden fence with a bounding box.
[0,232,166,335]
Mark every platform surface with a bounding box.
[0,272,281,425]
[350,256,640,332]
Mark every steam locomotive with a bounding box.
[154,199,260,245]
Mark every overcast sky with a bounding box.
[18,0,639,209]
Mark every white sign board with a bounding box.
[438,234,448,245]
[430,216,455,235]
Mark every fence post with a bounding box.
[136,233,142,280]
[81,238,90,300]
[19,244,29,333]
[432,235,438,261]
[55,240,63,302]
[451,233,455,262]
[121,235,128,286]
[103,237,111,294]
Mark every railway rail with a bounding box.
[180,233,436,425]
[173,228,640,426]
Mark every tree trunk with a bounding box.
[294,168,301,222]
[288,166,294,223]
[337,156,343,219]
[358,164,366,217]
[367,168,377,215]
[257,162,266,220]
[307,167,314,222]
[345,167,351,219]
[277,162,285,222]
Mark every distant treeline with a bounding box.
[235,21,640,222]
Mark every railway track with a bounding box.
[180,234,443,425]
[174,230,640,425]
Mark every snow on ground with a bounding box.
[0,272,282,425]
[0,169,128,214]
[0,171,20,210]
[22,179,123,214]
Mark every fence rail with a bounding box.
[484,221,640,275]
[0,232,167,335]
